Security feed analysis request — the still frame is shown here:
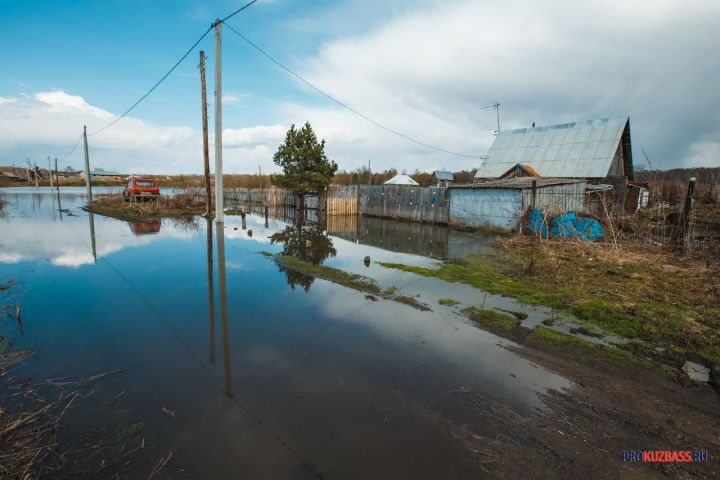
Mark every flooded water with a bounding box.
[1,188,572,479]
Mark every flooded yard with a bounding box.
[1,188,717,479]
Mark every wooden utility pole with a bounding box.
[47,157,54,188]
[200,50,212,216]
[83,125,93,199]
[214,20,224,223]
[54,158,60,192]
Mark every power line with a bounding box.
[59,134,83,163]
[222,21,487,159]
[88,26,213,137]
[86,0,261,138]
[221,0,261,22]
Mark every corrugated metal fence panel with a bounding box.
[359,185,449,224]
[449,188,523,229]
[521,182,586,213]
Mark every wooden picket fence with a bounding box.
[326,185,359,216]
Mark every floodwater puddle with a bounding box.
[1,188,575,478]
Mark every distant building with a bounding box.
[432,171,455,187]
[384,174,419,186]
[80,169,127,181]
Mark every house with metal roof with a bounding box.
[432,171,455,187]
[474,116,633,181]
[384,174,419,186]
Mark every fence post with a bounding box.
[682,177,696,252]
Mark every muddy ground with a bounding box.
[446,342,719,479]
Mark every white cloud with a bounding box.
[0,90,283,174]
[1,0,718,174]
[282,0,720,171]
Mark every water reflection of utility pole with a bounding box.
[206,217,216,365]
[88,207,97,261]
[216,222,233,398]
[264,205,269,229]
[56,187,63,221]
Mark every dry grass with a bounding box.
[91,192,207,222]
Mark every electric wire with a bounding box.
[88,26,213,137]
[222,21,487,159]
[88,0,262,137]
[59,134,83,162]
[220,0,261,22]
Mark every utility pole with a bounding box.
[200,50,212,217]
[54,158,60,192]
[33,161,38,187]
[48,157,54,189]
[83,125,93,199]
[494,103,501,134]
[214,19,224,223]
[368,159,371,186]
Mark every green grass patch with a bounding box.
[379,255,720,376]
[276,255,381,295]
[273,256,432,312]
[438,298,459,306]
[462,306,521,336]
[526,326,660,372]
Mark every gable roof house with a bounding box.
[384,174,419,186]
[432,171,455,186]
[474,116,634,181]
[474,116,635,211]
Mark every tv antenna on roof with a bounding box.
[493,103,502,135]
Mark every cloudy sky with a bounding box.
[1,0,718,175]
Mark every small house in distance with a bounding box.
[80,169,127,181]
[432,171,455,187]
[384,174,419,186]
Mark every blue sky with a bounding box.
[1,0,719,174]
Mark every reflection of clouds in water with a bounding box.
[307,280,571,413]
[0,196,203,267]
[0,252,26,263]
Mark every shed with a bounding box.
[81,169,127,181]
[474,116,633,180]
[450,178,586,230]
[432,171,455,186]
[384,174,419,186]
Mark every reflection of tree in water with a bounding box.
[270,221,336,292]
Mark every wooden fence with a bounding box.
[326,185,359,216]
[358,185,449,224]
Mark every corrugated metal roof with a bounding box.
[89,169,125,176]
[384,174,419,185]
[475,116,630,179]
[433,171,454,181]
[452,177,583,190]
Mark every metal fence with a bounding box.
[359,185,449,224]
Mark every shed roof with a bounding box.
[475,116,631,179]
[452,177,583,190]
[384,174,419,185]
[433,171,454,181]
[89,169,125,176]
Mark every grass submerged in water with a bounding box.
[273,255,432,311]
[380,244,720,382]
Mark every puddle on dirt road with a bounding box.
[1,189,573,479]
